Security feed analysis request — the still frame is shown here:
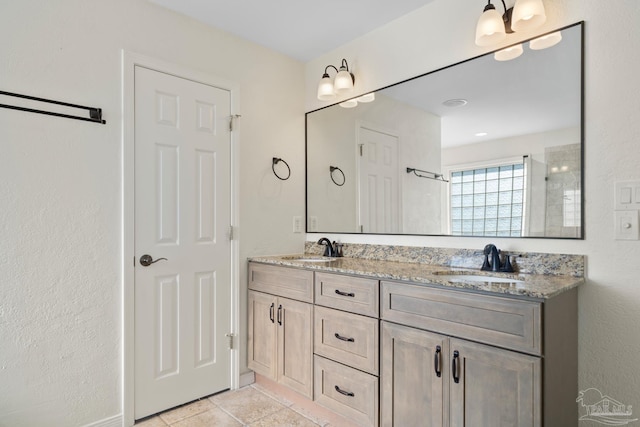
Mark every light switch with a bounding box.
[309,216,318,232]
[293,216,303,233]
[614,210,639,240]
[615,181,640,209]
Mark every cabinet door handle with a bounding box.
[277,304,282,325]
[334,333,355,343]
[452,350,460,384]
[434,345,442,378]
[334,289,355,297]
[269,303,275,323]
[334,385,355,397]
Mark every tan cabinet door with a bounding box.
[277,297,313,398]
[449,338,541,427]
[381,321,448,427]
[248,291,277,379]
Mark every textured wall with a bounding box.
[0,1,305,426]
[305,0,640,415]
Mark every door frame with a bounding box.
[121,51,240,427]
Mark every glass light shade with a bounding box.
[317,75,335,101]
[357,93,375,103]
[494,43,523,61]
[339,99,358,108]
[529,31,562,50]
[511,0,546,32]
[475,8,507,46]
[334,69,354,94]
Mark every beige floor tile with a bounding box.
[210,387,286,424]
[250,383,294,407]
[171,407,242,427]
[159,399,216,425]
[248,407,320,427]
[135,416,168,427]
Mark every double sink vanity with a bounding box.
[247,243,583,427]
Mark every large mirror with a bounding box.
[306,22,583,238]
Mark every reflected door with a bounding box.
[358,126,400,233]
[134,66,232,419]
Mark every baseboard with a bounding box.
[82,414,123,427]
[239,370,255,388]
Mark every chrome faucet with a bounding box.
[317,237,335,257]
[481,244,514,272]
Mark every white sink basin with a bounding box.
[282,256,336,263]
[435,274,525,284]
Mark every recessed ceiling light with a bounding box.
[442,98,468,108]
[475,132,488,137]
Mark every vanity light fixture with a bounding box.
[494,43,523,61]
[317,59,355,101]
[475,0,547,47]
[339,99,358,108]
[529,31,562,50]
[338,92,376,109]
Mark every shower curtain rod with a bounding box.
[0,90,106,124]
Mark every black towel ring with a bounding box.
[329,166,345,186]
[272,157,291,180]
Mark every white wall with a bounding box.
[306,0,640,411]
[0,1,305,426]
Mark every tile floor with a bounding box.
[135,384,332,427]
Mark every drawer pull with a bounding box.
[334,333,355,343]
[334,385,355,397]
[277,304,282,325]
[434,345,442,378]
[452,350,460,384]
[269,303,275,323]
[335,289,355,297]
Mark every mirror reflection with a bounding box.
[306,23,582,238]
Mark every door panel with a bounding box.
[381,322,447,427]
[134,66,232,419]
[278,297,313,398]
[449,338,541,427]
[358,126,400,233]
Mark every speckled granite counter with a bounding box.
[248,251,584,300]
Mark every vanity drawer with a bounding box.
[315,272,379,317]
[314,306,379,375]
[249,263,314,303]
[314,355,379,427]
[381,281,542,355]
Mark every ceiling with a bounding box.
[149,0,436,61]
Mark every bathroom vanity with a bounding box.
[247,248,583,427]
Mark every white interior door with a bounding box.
[358,126,400,233]
[134,66,232,419]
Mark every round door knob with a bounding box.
[139,254,168,266]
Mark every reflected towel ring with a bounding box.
[329,166,345,186]
[272,157,291,180]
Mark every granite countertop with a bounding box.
[248,254,584,300]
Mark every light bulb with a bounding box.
[317,74,335,101]
[475,4,506,46]
[494,43,523,61]
[529,31,562,50]
[511,0,546,32]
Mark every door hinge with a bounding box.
[359,144,364,156]
[225,333,235,350]
[229,114,242,131]
[228,225,234,241]
[360,225,364,233]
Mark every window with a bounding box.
[450,162,525,237]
